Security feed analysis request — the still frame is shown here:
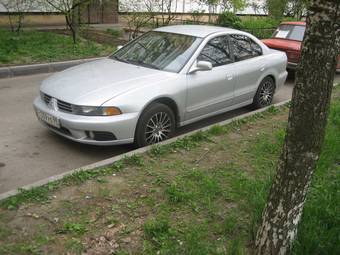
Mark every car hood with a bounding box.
[262,38,301,52]
[40,58,174,106]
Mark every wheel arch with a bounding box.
[265,74,276,89]
[140,97,180,126]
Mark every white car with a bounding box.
[33,25,288,147]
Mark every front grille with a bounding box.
[42,93,52,105]
[57,99,73,113]
[41,93,73,113]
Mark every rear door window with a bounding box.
[230,34,262,62]
[197,35,232,67]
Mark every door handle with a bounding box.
[226,74,233,80]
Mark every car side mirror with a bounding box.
[189,61,213,74]
[117,45,123,50]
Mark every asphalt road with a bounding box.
[0,73,339,194]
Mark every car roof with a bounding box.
[281,21,306,26]
[154,25,240,38]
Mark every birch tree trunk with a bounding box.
[255,0,340,254]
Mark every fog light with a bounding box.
[86,131,95,139]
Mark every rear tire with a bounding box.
[252,77,275,109]
[134,103,175,148]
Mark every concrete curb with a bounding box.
[0,57,105,79]
[0,99,290,201]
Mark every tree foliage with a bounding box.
[266,0,288,19]
[216,11,243,29]
[266,0,311,19]
[285,0,311,19]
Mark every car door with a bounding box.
[185,35,236,122]
[229,34,267,104]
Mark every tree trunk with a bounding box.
[7,14,15,32]
[16,13,24,33]
[72,3,80,42]
[255,1,340,254]
[65,14,77,44]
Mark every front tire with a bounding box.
[134,103,175,147]
[252,77,275,109]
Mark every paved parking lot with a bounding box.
[0,73,339,194]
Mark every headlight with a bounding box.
[72,106,122,116]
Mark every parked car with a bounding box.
[33,25,288,147]
[262,21,340,72]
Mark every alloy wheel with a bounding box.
[259,81,274,106]
[145,112,172,144]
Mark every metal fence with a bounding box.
[243,28,276,39]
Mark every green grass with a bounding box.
[106,28,123,37]
[0,29,114,66]
[0,87,339,254]
[61,222,87,235]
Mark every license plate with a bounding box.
[36,109,60,128]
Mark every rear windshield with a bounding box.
[272,24,306,41]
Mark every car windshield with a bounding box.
[110,31,202,73]
[272,24,306,41]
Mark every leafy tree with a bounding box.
[266,0,288,19]
[219,0,246,12]
[285,0,311,19]
[196,0,245,23]
[255,0,340,254]
[216,11,243,29]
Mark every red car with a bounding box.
[262,21,340,72]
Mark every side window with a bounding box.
[197,36,232,67]
[230,34,262,62]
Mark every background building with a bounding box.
[0,0,119,27]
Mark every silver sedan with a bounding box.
[33,25,288,147]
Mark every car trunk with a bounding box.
[262,38,302,64]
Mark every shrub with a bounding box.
[216,12,243,29]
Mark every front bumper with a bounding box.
[287,62,298,70]
[33,97,139,145]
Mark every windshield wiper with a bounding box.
[111,56,131,64]
[112,56,160,70]
[132,60,161,70]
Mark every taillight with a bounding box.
[286,51,300,62]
